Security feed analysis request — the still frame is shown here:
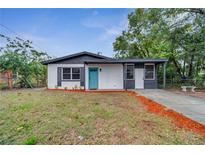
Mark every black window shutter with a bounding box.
[57,67,61,87]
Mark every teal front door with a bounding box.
[89,68,98,89]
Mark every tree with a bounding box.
[0,34,51,88]
[113,9,205,80]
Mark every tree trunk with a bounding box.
[195,58,201,77]
[188,55,194,78]
[171,57,183,78]
[182,59,186,77]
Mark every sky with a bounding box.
[0,8,133,58]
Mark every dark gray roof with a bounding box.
[42,51,168,64]
[84,58,168,64]
[42,51,113,65]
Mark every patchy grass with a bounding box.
[0,89,205,144]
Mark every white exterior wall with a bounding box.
[61,82,81,88]
[85,64,123,90]
[47,64,84,89]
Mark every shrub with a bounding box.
[74,85,78,90]
[0,83,8,90]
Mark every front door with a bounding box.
[135,68,144,89]
[89,68,98,89]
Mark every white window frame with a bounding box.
[62,67,81,80]
[125,64,135,80]
[144,63,155,80]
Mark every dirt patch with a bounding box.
[112,127,133,144]
[47,129,80,145]
[138,120,157,131]
[113,100,143,113]
[114,127,129,139]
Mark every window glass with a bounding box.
[72,68,80,73]
[72,68,80,79]
[145,65,154,79]
[63,74,71,79]
[63,68,70,73]
[72,74,80,79]
[62,68,71,79]
[126,65,134,79]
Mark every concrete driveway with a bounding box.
[133,89,205,125]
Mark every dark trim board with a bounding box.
[57,67,62,87]
[80,67,85,87]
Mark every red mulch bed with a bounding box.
[47,88,126,93]
[47,89,205,136]
[128,91,205,136]
[47,88,86,92]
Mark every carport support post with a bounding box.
[163,62,166,89]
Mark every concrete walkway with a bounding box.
[133,89,205,125]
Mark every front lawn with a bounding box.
[0,89,204,144]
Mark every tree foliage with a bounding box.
[113,9,205,80]
[0,34,51,88]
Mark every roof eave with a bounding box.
[41,51,113,65]
[85,59,168,64]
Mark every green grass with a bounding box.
[24,136,37,145]
[0,89,205,144]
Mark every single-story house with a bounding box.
[42,51,167,90]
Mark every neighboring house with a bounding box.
[42,51,167,90]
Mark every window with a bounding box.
[62,68,80,80]
[72,68,80,79]
[145,64,155,80]
[62,68,71,79]
[126,64,134,79]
